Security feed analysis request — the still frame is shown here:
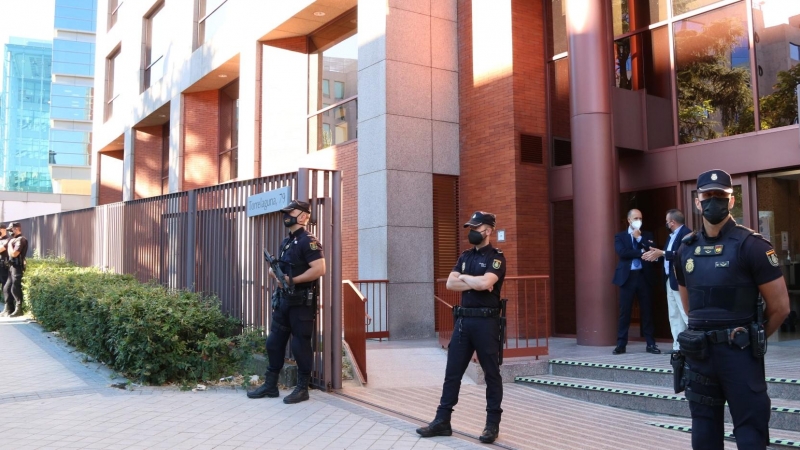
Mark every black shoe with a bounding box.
[665,349,678,355]
[646,345,662,354]
[479,423,499,443]
[612,346,626,355]
[247,371,279,399]
[283,375,310,404]
[8,308,23,318]
[416,418,452,438]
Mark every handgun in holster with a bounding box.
[750,296,767,358]
[498,298,508,365]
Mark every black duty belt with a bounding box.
[692,327,750,345]
[453,306,501,318]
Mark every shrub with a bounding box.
[25,259,256,385]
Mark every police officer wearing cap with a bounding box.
[247,200,326,404]
[675,169,789,449]
[3,222,28,318]
[0,225,10,317]
[417,211,507,444]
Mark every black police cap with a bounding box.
[280,200,311,214]
[463,211,496,228]
[697,169,733,194]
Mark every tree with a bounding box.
[759,63,800,129]
[674,17,754,143]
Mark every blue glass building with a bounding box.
[0,38,53,192]
[48,0,97,194]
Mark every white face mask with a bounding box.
[631,220,642,230]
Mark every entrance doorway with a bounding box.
[619,186,677,341]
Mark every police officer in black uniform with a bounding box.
[247,200,326,404]
[675,170,789,450]
[0,225,11,317]
[3,222,28,318]
[417,211,507,444]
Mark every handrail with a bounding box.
[351,279,389,340]
[434,295,454,307]
[342,280,369,383]
[343,280,367,301]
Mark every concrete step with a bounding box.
[516,374,800,432]
[549,359,800,400]
[646,422,800,449]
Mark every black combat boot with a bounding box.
[8,301,23,318]
[416,418,452,437]
[247,371,280,399]
[283,374,310,404]
[0,303,9,317]
[479,422,499,443]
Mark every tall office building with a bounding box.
[48,0,97,195]
[0,39,53,192]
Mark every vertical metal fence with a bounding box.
[16,168,342,390]
[352,279,389,340]
[435,276,550,358]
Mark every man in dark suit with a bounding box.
[643,209,691,353]
[612,209,661,355]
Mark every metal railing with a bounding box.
[16,168,343,390]
[342,280,368,383]
[352,279,389,340]
[435,276,550,359]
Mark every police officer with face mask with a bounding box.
[0,225,10,317]
[417,211,506,444]
[675,170,790,449]
[247,200,326,404]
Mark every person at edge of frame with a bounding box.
[417,211,507,444]
[674,169,790,450]
[0,224,10,316]
[247,200,326,404]
[3,222,28,318]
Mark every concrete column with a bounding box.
[121,126,134,201]
[567,0,618,345]
[238,42,258,180]
[358,0,455,339]
[168,94,183,193]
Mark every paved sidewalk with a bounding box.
[0,320,485,450]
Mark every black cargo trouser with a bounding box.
[265,300,316,378]
[3,265,23,311]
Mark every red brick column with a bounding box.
[98,150,124,205]
[133,126,164,199]
[183,91,220,190]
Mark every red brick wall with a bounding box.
[512,0,550,277]
[183,90,220,190]
[333,140,358,281]
[133,126,164,199]
[98,150,124,205]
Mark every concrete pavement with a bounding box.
[0,320,484,450]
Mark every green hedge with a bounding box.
[26,258,259,385]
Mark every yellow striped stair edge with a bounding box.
[549,360,800,385]
[514,377,687,401]
[549,359,672,373]
[646,422,800,448]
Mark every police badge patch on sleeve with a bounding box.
[310,241,318,250]
[767,249,779,267]
[492,259,501,269]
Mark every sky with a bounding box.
[0,0,55,93]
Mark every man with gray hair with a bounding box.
[644,209,692,352]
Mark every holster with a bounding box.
[281,287,316,307]
[750,322,767,358]
[670,352,686,393]
[677,329,709,360]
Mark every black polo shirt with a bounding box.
[278,227,323,289]
[675,218,783,288]
[452,244,507,308]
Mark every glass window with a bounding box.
[219,79,238,182]
[105,48,120,122]
[334,81,345,99]
[108,0,120,30]
[673,0,724,17]
[198,0,228,47]
[52,62,94,77]
[645,26,675,149]
[754,0,800,130]
[613,0,669,37]
[308,10,357,153]
[547,0,568,56]
[674,2,754,144]
[144,2,167,90]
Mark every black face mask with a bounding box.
[283,213,298,228]
[665,222,672,231]
[700,197,730,225]
[468,230,485,245]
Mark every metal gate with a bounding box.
[17,168,342,390]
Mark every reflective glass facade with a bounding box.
[50,0,96,172]
[0,40,53,192]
